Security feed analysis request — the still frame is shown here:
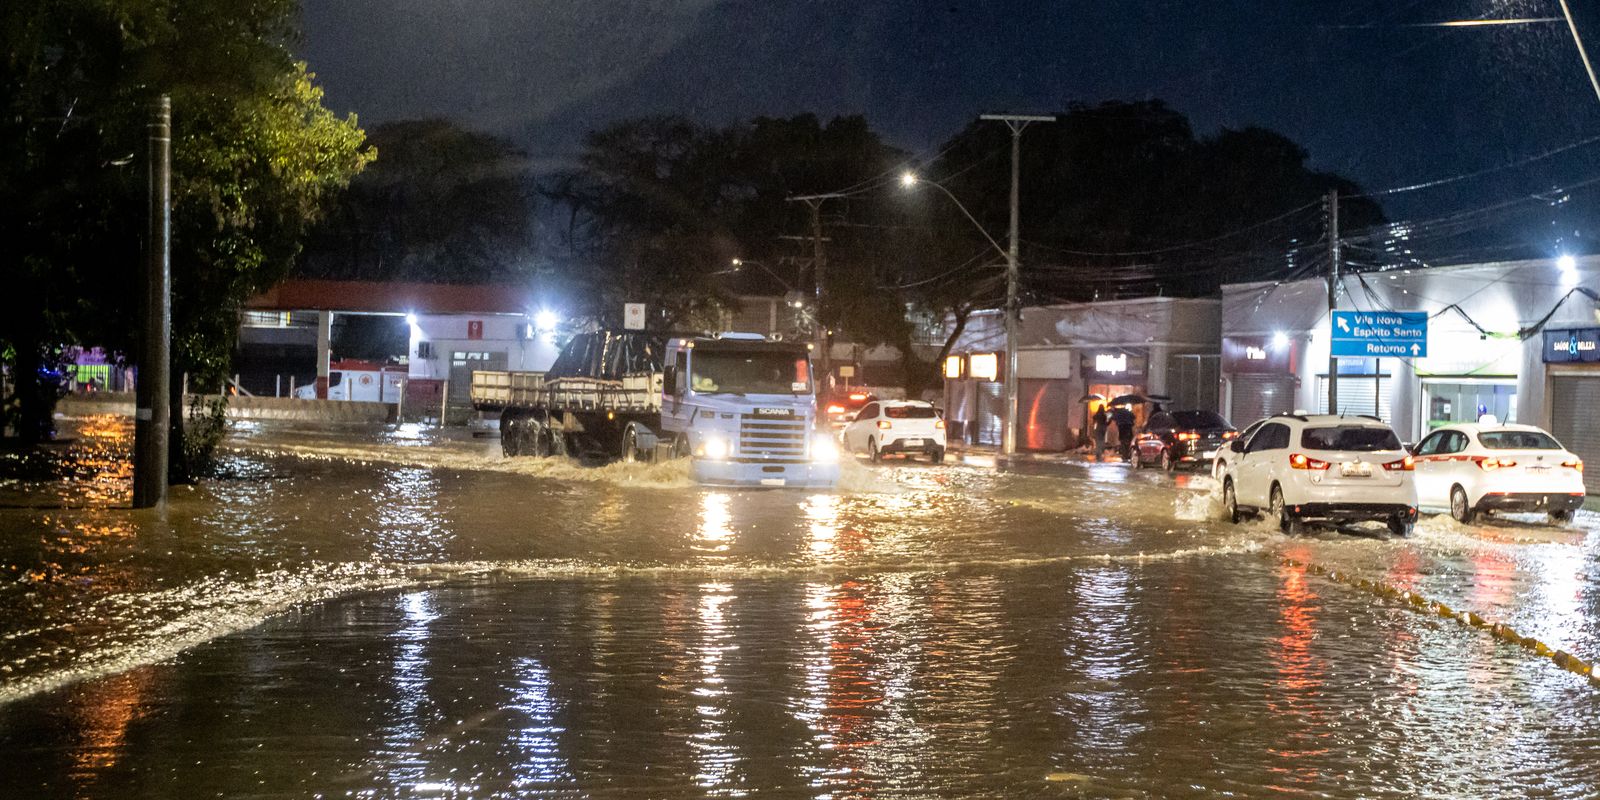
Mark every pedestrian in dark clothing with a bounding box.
[1091,406,1110,460]
[1112,405,1136,462]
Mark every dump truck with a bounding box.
[470,330,840,488]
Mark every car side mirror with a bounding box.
[1230,440,1245,453]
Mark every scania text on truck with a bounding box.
[469,330,839,488]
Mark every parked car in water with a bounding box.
[1132,410,1238,471]
[1412,422,1585,524]
[1218,414,1418,536]
[841,400,946,463]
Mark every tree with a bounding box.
[0,1,372,449]
[299,118,537,284]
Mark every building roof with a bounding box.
[246,279,536,315]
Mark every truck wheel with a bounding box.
[673,434,690,460]
[621,423,652,464]
[501,414,521,457]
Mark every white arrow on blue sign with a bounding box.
[1330,310,1428,358]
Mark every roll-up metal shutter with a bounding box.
[1316,376,1392,421]
[976,382,1003,446]
[1229,375,1295,426]
[1550,375,1600,495]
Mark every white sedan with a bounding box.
[1413,423,1586,524]
[841,400,946,463]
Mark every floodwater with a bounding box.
[1,416,1598,797]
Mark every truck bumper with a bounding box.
[692,459,841,489]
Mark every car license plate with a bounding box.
[1201,450,1218,459]
[904,438,923,446]
[760,478,786,486]
[1340,461,1372,477]
[1527,465,1550,473]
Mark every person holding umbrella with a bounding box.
[1112,402,1137,462]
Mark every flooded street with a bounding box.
[2,416,1599,797]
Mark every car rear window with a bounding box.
[1300,426,1401,452]
[885,405,937,419]
[1172,411,1228,429]
[1479,431,1562,450]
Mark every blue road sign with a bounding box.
[1330,310,1428,358]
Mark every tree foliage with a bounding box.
[0,0,372,442]
[298,118,536,284]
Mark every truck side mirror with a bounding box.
[663,366,677,396]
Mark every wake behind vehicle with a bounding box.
[1133,409,1238,471]
[841,400,946,463]
[1219,414,1418,536]
[471,330,839,488]
[1413,422,1585,524]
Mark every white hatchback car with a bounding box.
[1413,423,1586,524]
[841,400,946,463]
[1219,414,1418,536]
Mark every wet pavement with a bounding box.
[1,416,1598,797]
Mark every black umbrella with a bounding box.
[1109,393,1148,407]
[1145,394,1173,403]
[1077,392,1106,403]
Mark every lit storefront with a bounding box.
[941,298,1220,450]
[1222,258,1600,450]
[1542,327,1600,490]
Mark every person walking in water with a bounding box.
[1112,403,1136,463]
[1091,404,1110,461]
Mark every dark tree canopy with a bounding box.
[298,118,537,284]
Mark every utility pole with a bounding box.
[1326,188,1340,416]
[979,113,1053,457]
[787,192,847,401]
[133,95,171,509]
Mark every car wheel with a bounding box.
[869,438,882,463]
[1271,485,1301,535]
[1223,479,1241,524]
[1131,447,1145,469]
[1161,448,1177,472]
[1388,515,1414,537]
[1449,485,1476,524]
[1550,508,1574,525]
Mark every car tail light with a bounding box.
[1289,453,1330,470]
[1382,455,1414,472]
[1562,459,1584,473]
[1474,457,1517,471]
[1222,431,1239,439]
[877,419,892,430]
[826,404,845,414]
[848,393,868,401]
[1177,432,1199,441]
[934,419,945,429]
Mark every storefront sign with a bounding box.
[1095,353,1127,374]
[1544,328,1600,363]
[1223,337,1292,374]
[1330,310,1428,357]
[1080,351,1146,379]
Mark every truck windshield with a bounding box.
[690,350,811,395]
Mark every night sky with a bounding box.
[300,0,1600,255]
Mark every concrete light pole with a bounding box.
[979,113,1053,456]
[133,95,172,509]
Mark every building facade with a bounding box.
[941,297,1222,450]
[1220,257,1600,485]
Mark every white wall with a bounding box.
[407,313,561,379]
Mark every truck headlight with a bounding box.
[700,436,729,460]
[811,435,838,463]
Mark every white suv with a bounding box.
[1219,414,1418,536]
[841,400,947,463]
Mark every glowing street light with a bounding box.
[534,310,559,332]
[900,171,918,189]
[1559,254,1579,288]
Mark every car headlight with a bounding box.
[811,435,839,463]
[699,436,729,460]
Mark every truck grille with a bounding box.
[737,416,809,462]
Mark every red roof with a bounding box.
[247,279,535,314]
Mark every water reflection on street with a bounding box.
[0,416,1597,797]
